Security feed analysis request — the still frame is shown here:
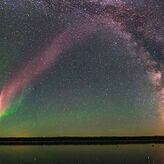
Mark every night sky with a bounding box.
[0,0,163,137]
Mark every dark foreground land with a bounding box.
[0,136,164,145]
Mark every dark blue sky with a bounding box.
[0,0,163,137]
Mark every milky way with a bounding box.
[1,0,163,115]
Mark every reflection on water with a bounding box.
[0,144,164,164]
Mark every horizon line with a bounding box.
[0,136,164,145]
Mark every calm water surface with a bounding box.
[0,144,164,164]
